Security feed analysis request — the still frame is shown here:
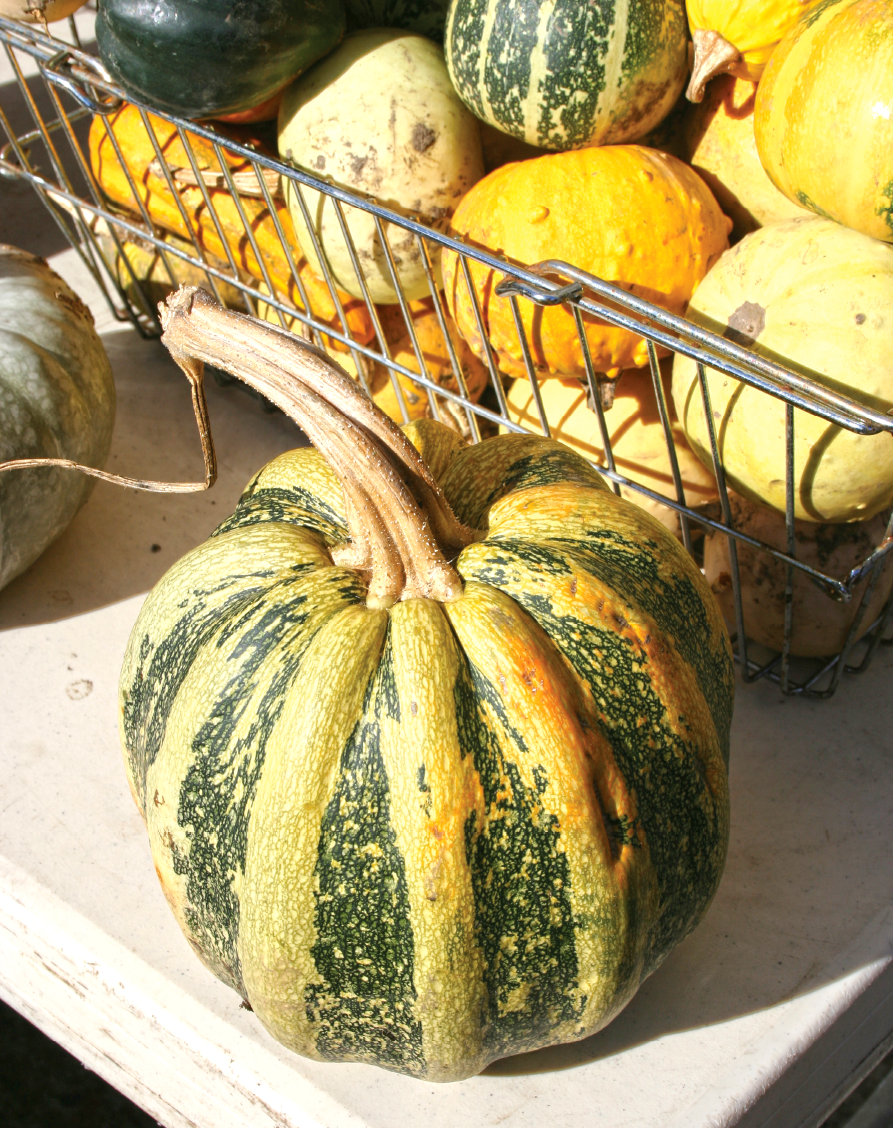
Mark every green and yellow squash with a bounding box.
[754,0,893,243]
[672,216,893,523]
[119,289,732,1082]
[445,0,689,150]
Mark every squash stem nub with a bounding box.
[159,286,475,608]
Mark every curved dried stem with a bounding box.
[0,358,217,493]
[160,286,475,607]
[687,29,742,103]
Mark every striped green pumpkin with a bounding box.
[445,0,690,150]
[120,294,732,1082]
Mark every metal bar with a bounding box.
[646,340,692,554]
[571,305,621,497]
[39,76,153,331]
[168,129,237,311]
[508,295,550,436]
[781,403,796,694]
[252,157,326,350]
[697,361,752,683]
[532,261,893,435]
[284,177,370,386]
[416,233,480,441]
[370,214,433,425]
[457,253,508,417]
[326,198,403,412]
[4,15,890,698]
[213,137,291,319]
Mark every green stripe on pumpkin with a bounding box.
[446,0,686,150]
[238,605,390,1062]
[135,552,366,992]
[455,538,728,974]
[119,523,336,812]
[305,633,426,1071]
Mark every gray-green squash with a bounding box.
[0,247,115,590]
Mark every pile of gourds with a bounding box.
[82,0,893,657]
[11,0,891,1084]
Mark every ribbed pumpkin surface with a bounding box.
[754,0,893,242]
[119,418,731,1081]
[445,0,688,150]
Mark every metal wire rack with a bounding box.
[2,11,891,698]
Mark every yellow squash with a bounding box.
[672,216,893,523]
[686,0,827,102]
[754,0,893,243]
[663,75,807,243]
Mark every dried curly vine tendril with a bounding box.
[1,286,476,608]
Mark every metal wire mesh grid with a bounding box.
[1,12,891,697]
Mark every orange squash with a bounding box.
[88,105,373,348]
[373,299,489,427]
[442,146,731,382]
[505,364,718,534]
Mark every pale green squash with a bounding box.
[0,247,115,590]
[672,217,893,523]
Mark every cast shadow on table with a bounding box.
[0,328,302,631]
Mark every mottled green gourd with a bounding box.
[119,289,732,1082]
[445,0,689,150]
[0,247,115,591]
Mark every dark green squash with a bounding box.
[344,0,450,40]
[445,0,689,150]
[95,0,346,119]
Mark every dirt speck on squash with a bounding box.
[411,122,437,153]
[725,301,765,347]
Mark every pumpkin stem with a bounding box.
[159,286,475,608]
[686,29,742,103]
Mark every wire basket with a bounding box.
[2,12,891,698]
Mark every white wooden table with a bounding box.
[1,244,892,1128]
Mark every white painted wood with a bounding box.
[0,248,891,1128]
